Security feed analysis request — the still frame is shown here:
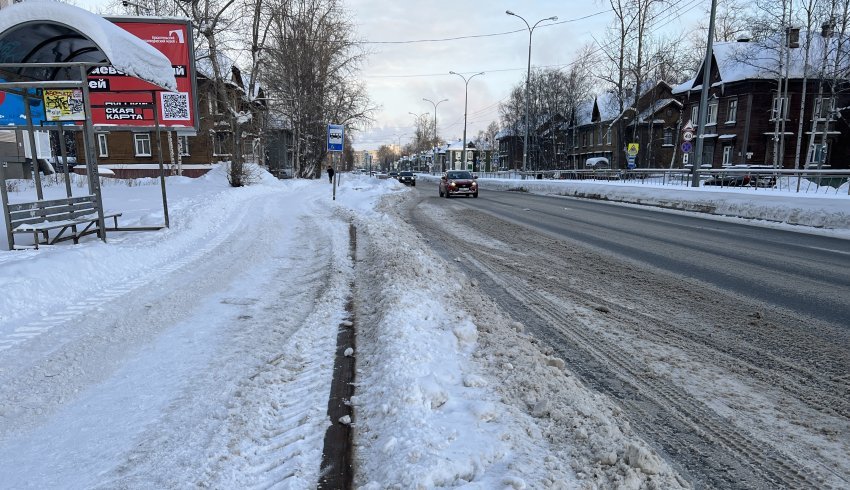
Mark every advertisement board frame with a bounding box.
[0,17,198,131]
[95,17,199,131]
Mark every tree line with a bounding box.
[113,0,374,182]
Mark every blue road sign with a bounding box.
[327,124,344,152]
[681,141,693,153]
[627,156,636,169]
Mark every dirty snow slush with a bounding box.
[403,189,850,489]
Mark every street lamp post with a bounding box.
[423,97,448,173]
[449,71,484,173]
[506,10,557,177]
[122,0,152,15]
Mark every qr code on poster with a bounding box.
[160,92,190,120]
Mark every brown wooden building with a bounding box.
[672,36,850,169]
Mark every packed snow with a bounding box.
[1,167,848,488]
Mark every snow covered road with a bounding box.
[6,168,844,488]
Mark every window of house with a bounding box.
[177,135,190,156]
[691,105,698,124]
[133,133,152,157]
[663,128,673,145]
[582,132,587,147]
[598,127,604,146]
[589,130,594,146]
[726,98,738,123]
[772,96,789,120]
[814,97,835,120]
[606,128,611,145]
[213,132,231,155]
[722,145,734,165]
[707,100,718,125]
[97,133,108,157]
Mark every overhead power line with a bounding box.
[358,9,612,45]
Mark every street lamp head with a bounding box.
[506,10,515,16]
[449,70,457,75]
[549,16,558,21]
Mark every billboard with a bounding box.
[92,18,198,130]
[0,18,198,130]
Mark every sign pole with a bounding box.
[327,123,344,200]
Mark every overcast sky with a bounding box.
[77,0,706,151]
[348,0,705,151]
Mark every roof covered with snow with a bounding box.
[673,32,839,94]
[0,0,176,91]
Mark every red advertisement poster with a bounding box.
[88,19,198,130]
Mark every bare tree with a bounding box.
[499,65,593,170]
[262,0,375,179]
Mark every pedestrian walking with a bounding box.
[327,165,335,183]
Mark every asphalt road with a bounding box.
[405,180,850,488]
[419,180,850,327]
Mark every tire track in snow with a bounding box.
[410,199,844,489]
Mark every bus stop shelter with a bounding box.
[0,1,178,249]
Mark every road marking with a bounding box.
[806,246,850,256]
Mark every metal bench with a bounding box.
[8,195,121,249]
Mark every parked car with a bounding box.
[389,171,399,179]
[398,171,416,186]
[439,170,478,198]
[703,174,752,187]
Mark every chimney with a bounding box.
[787,27,800,48]
[822,19,836,38]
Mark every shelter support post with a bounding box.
[79,65,107,242]
[1,163,14,250]
[153,96,170,228]
[57,123,73,198]
[23,97,44,200]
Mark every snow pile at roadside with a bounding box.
[345,186,688,488]
[417,174,850,229]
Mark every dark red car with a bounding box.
[439,170,478,198]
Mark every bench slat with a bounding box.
[11,203,96,219]
[7,195,97,212]
[13,212,123,231]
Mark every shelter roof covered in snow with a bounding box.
[0,0,176,91]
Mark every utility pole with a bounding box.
[691,0,718,187]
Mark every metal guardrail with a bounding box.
[473,168,850,195]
